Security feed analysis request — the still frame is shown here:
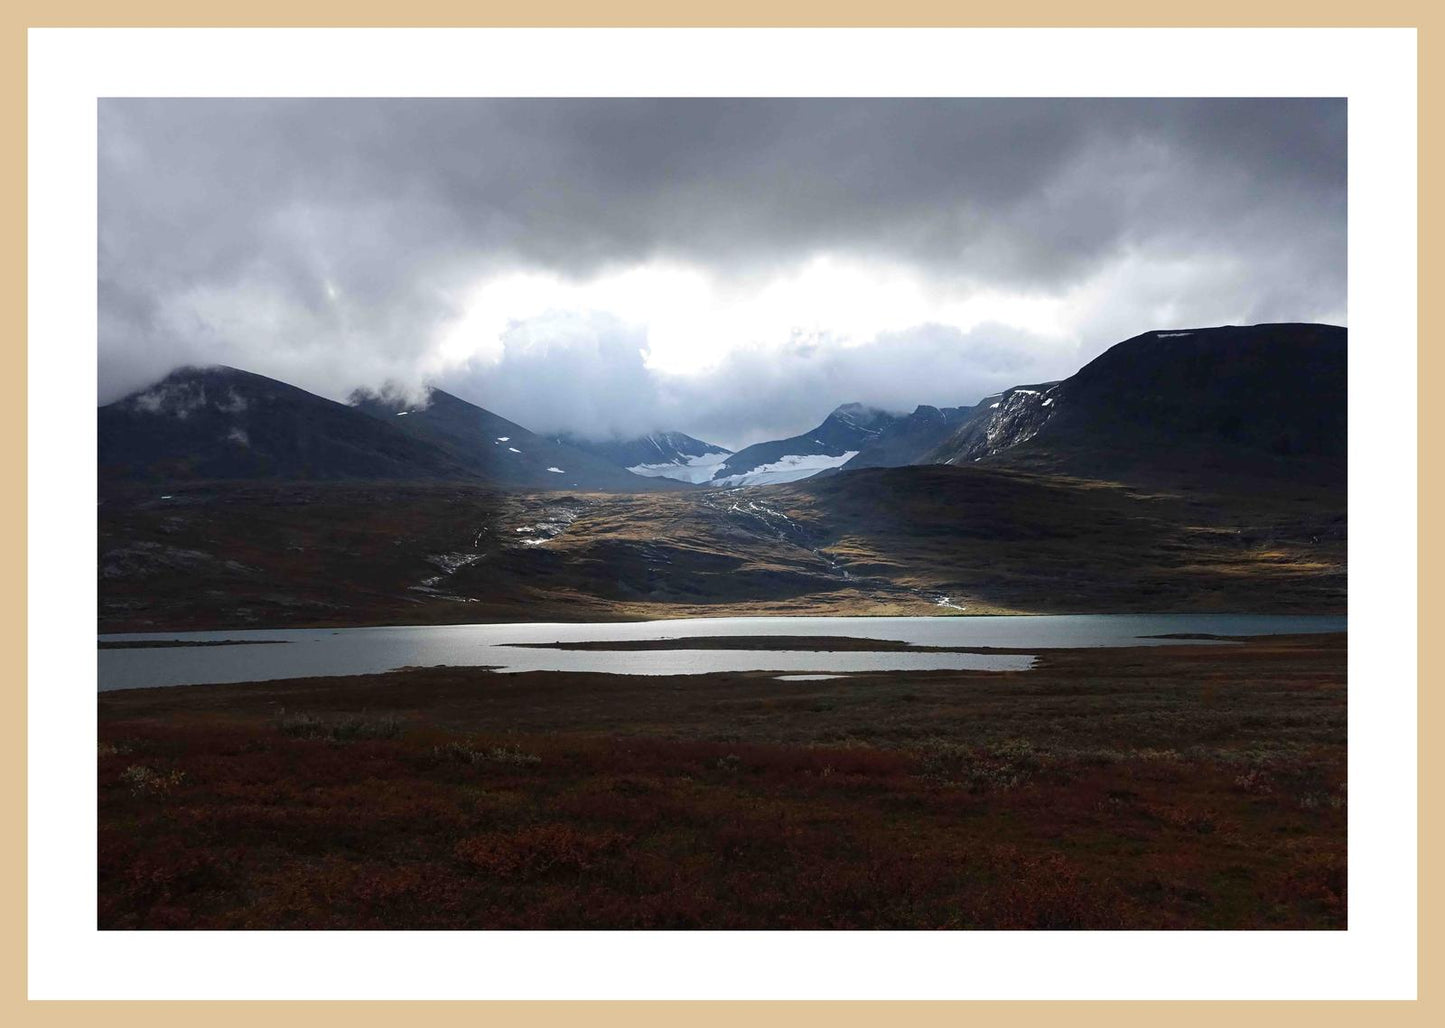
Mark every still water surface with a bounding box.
[98,613,1345,692]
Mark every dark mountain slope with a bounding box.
[99,366,471,485]
[918,383,1063,465]
[352,388,684,492]
[840,404,974,470]
[925,324,1346,484]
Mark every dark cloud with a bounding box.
[98,97,1346,439]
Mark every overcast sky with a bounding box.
[99,98,1345,449]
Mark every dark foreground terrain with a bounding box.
[99,633,1345,930]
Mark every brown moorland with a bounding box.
[98,633,1345,930]
[99,466,1345,633]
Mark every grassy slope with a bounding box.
[99,465,1345,632]
[98,633,1345,929]
[786,466,1345,614]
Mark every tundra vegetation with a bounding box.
[99,633,1344,930]
[98,465,1345,634]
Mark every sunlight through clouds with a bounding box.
[99,98,1345,444]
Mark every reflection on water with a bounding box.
[97,613,1345,692]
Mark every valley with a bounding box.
[94,321,1350,933]
[98,463,1344,633]
[85,98,1362,943]
[97,322,1347,634]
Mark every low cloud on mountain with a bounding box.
[99,98,1346,446]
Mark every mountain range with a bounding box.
[98,323,1346,493]
[98,322,1347,631]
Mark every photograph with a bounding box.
[94,96,1348,931]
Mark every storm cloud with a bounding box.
[99,98,1346,448]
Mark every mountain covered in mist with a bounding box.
[99,323,1346,493]
[349,388,685,492]
[98,366,474,484]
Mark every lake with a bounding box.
[97,613,1346,691]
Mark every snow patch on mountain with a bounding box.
[627,449,732,484]
[712,451,860,487]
